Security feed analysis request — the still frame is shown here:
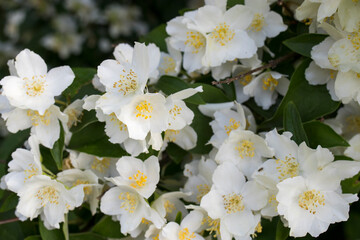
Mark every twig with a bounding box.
[212,52,299,85]
[0,218,19,225]
[277,0,294,17]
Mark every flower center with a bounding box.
[224,118,240,136]
[169,104,182,120]
[73,179,92,195]
[185,31,205,53]
[178,228,196,240]
[160,56,176,74]
[129,170,148,188]
[135,100,153,119]
[223,193,245,214]
[91,158,111,173]
[196,184,210,202]
[35,186,59,206]
[118,192,138,213]
[165,129,180,142]
[164,200,176,215]
[347,31,360,51]
[239,74,253,86]
[110,113,127,131]
[249,13,265,32]
[113,68,138,95]
[204,217,220,238]
[211,22,235,46]
[24,75,47,97]
[276,154,299,181]
[346,115,360,133]
[235,140,255,159]
[262,75,278,91]
[298,190,325,214]
[24,163,39,180]
[27,110,51,126]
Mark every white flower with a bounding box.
[277,174,358,237]
[157,38,182,79]
[163,126,197,150]
[64,98,84,128]
[2,136,42,193]
[215,129,274,178]
[244,71,289,110]
[183,158,217,204]
[16,175,83,229]
[107,156,160,198]
[96,42,160,116]
[100,185,165,235]
[0,49,74,114]
[344,133,360,161]
[245,0,287,47]
[119,93,168,140]
[159,210,205,240]
[192,5,257,67]
[334,101,360,139]
[200,162,268,238]
[57,169,102,215]
[152,192,189,221]
[2,105,68,148]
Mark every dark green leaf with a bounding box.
[70,110,97,133]
[24,236,42,240]
[39,220,64,240]
[91,216,124,238]
[0,129,30,162]
[341,172,360,194]
[0,192,18,212]
[191,83,230,103]
[166,143,188,164]
[63,68,97,99]
[155,76,205,105]
[334,155,353,161]
[304,121,349,148]
[40,145,59,174]
[221,82,236,101]
[283,34,328,58]
[261,59,340,129]
[188,104,212,154]
[276,219,289,240]
[50,123,65,170]
[139,24,168,52]
[227,0,244,8]
[283,101,309,145]
[68,122,128,158]
[70,233,106,240]
[345,211,360,239]
[0,221,24,240]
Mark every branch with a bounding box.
[212,52,299,85]
[0,218,19,225]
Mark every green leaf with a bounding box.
[24,236,42,240]
[69,233,106,240]
[139,24,168,52]
[261,59,340,129]
[0,129,30,162]
[155,76,205,105]
[166,143,188,164]
[334,155,353,161]
[0,192,18,212]
[283,34,328,58]
[345,211,360,240]
[175,211,182,224]
[227,0,244,8]
[283,101,309,145]
[191,83,230,103]
[50,123,65,170]
[341,172,360,194]
[188,104,212,154]
[70,110,97,133]
[91,216,124,238]
[39,220,64,240]
[40,145,59,174]
[62,68,97,99]
[276,219,289,240]
[303,121,349,148]
[68,122,128,158]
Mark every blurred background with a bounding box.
[0,0,204,76]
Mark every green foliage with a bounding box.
[303,121,349,148]
[91,216,124,238]
[39,220,64,240]
[283,101,309,145]
[192,83,230,103]
[276,218,290,240]
[175,211,182,224]
[0,129,30,162]
[0,192,18,212]
[50,123,65,170]
[140,24,168,52]
[341,172,360,194]
[63,68,97,100]
[283,34,328,58]
[68,122,128,158]
[227,0,245,8]
[261,59,340,129]
[166,143,188,164]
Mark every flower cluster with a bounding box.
[0,0,360,239]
